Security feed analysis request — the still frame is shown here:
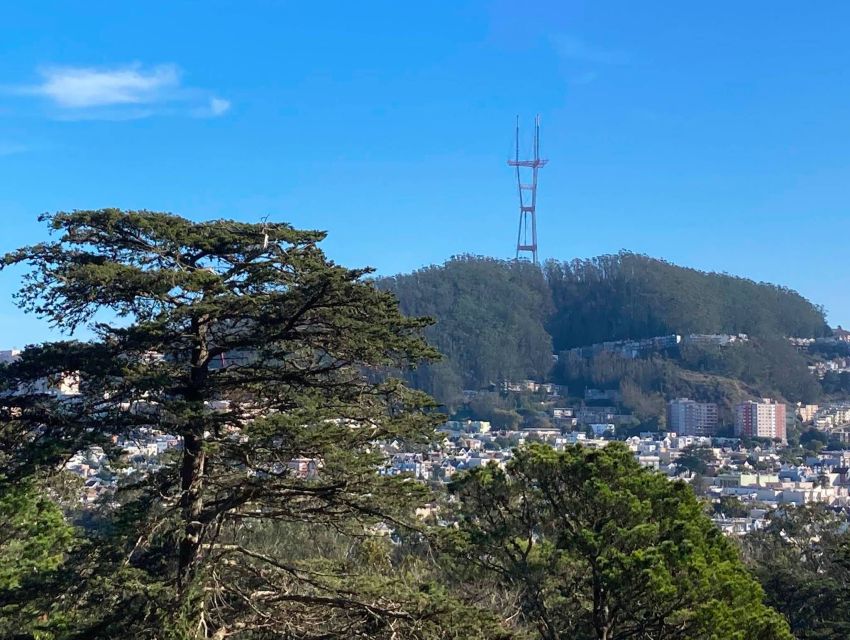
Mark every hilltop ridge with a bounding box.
[380,252,836,422]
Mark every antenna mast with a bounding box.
[508,115,548,264]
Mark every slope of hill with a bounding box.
[545,252,829,350]
[553,342,820,429]
[379,256,553,405]
[379,252,830,410]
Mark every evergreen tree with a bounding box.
[545,253,828,350]
[0,478,73,638]
[440,443,792,640]
[743,504,850,639]
[0,210,470,638]
[380,256,554,403]
[383,253,829,404]
[0,480,71,592]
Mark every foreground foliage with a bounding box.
[439,443,792,640]
[0,210,474,638]
[0,213,799,639]
[743,505,850,639]
[0,478,73,638]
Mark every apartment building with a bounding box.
[735,399,787,443]
[667,398,719,436]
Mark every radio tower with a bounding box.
[508,115,548,263]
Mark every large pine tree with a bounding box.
[0,210,462,638]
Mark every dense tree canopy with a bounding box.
[0,214,822,640]
[545,253,829,349]
[678,337,821,403]
[0,479,72,592]
[743,505,850,639]
[0,483,72,638]
[382,253,828,405]
[0,210,465,639]
[380,256,553,404]
[440,443,791,640]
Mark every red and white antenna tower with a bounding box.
[508,115,548,264]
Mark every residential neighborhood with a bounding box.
[24,335,850,541]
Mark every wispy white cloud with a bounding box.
[34,64,180,108]
[552,35,630,65]
[209,97,231,116]
[188,97,232,119]
[14,63,230,119]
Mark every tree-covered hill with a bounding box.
[380,252,830,406]
[379,256,553,404]
[545,252,829,350]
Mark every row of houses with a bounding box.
[789,326,850,349]
[566,333,748,360]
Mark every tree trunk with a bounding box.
[178,430,206,590]
[591,559,611,640]
[178,316,210,591]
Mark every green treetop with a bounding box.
[743,504,850,639]
[440,443,792,640]
[0,479,72,592]
[0,210,456,638]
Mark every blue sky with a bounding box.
[1,1,849,344]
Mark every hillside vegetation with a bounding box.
[545,253,829,350]
[380,256,553,404]
[381,252,829,409]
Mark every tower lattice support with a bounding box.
[508,115,548,264]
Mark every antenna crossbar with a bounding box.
[509,115,547,264]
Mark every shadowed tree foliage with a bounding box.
[673,445,716,476]
[545,253,829,350]
[379,256,554,405]
[677,337,821,404]
[742,505,850,639]
[552,340,820,426]
[0,210,497,639]
[0,477,74,638]
[438,443,792,640]
[381,253,828,405]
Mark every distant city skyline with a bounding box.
[1,1,849,344]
